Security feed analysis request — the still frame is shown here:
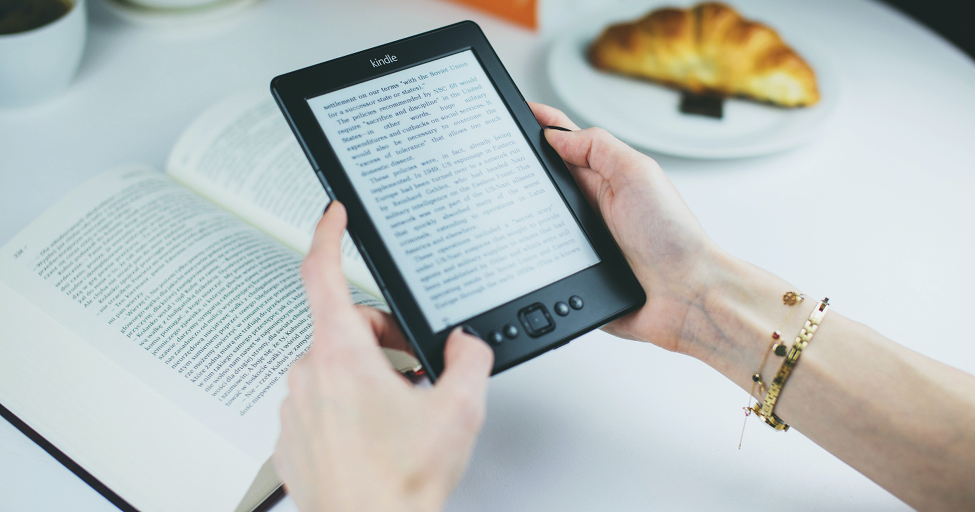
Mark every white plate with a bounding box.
[546,1,840,159]
[102,0,260,27]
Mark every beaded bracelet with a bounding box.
[739,292,804,447]
[750,292,805,398]
[752,298,830,431]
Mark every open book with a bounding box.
[0,91,419,512]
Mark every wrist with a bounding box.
[679,250,810,392]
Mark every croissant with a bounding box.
[588,2,819,107]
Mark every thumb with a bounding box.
[301,201,361,349]
[543,127,644,185]
[435,328,493,410]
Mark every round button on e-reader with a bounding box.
[503,324,519,339]
[487,330,504,346]
[569,295,584,310]
[554,301,570,316]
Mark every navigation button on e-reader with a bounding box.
[503,324,519,339]
[518,303,555,337]
[487,330,504,346]
[569,295,584,310]
[554,301,570,316]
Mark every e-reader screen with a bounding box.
[306,50,601,332]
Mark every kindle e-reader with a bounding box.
[271,21,645,379]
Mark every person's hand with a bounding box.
[530,103,724,359]
[274,202,494,512]
[531,107,975,512]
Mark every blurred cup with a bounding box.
[0,0,86,107]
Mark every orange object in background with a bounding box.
[445,0,538,29]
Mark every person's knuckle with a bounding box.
[590,127,612,142]
[355,304,382,323]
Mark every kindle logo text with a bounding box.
[370,54,398,68]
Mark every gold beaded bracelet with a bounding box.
[738,292,804,448]
[751,298,830,431]
[750,292,805,398]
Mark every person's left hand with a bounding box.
[274,201,494,512]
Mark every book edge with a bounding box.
[0,401,138,512]
[251,486,286,512]
[1,401,288,512]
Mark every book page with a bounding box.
[0,166,384,463]
[166,91,382,299]
[0,281,257,512]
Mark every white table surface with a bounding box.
[2,0,974,510]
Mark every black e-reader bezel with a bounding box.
[271,21,645,379]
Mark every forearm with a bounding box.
[686,252,975,511]
[534,109,974,508]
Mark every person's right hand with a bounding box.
[274,202,493,512]
[530,103,723,358]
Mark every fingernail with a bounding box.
[545,125,572,132]
[461,325,482,340]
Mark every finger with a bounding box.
[528,102,581,131]
[543,127,647,187]
[356,306,413,355]
[301,202,357,337]
[435,328,493,403]
[564,157,605,216]
[527,103,605,210]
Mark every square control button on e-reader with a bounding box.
[519,303,554,337]
[271,21,645,378]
